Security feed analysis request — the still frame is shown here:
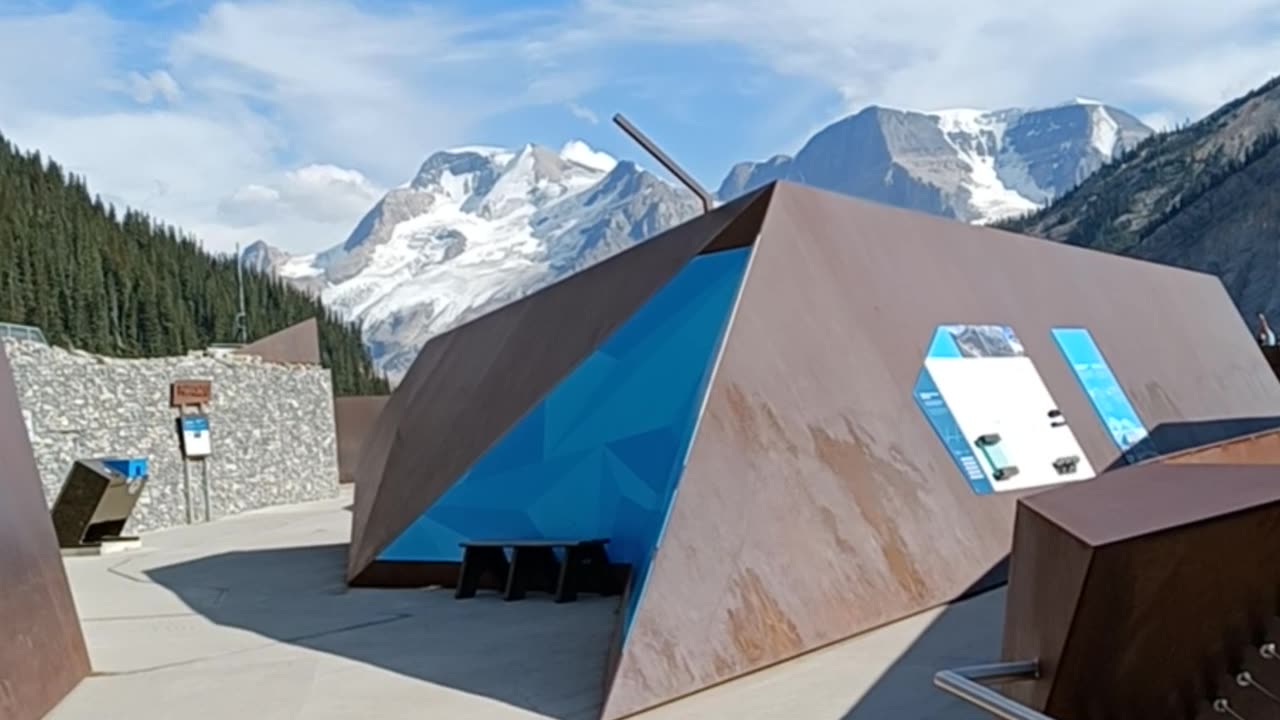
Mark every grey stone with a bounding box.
[3,338,339,534]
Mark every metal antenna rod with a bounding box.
[233,242,248,344]
[612,113,716,214]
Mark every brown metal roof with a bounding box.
[1020,461,1280,548]
[347,188,773,581]
[234,317,322,365]
[342,178,1280,719]
[602,181,1280,719]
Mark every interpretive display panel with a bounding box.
[914,324,1096,494]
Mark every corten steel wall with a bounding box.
[234,318,321,365]
[601,182,1280,719]
[334,396,389,484]
[346,191,770,582]
[0,345,90,720]
[1156,428,1280,465]
[1001,463,1280,718]
[346,180,1280,719]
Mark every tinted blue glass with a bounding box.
[379,247,750,632]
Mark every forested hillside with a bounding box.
[998,75,1280,323]
[0,132,388,395]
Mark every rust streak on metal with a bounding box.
[810,419,929,603]
[724,568,804,666]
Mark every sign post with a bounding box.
[171,380,213,522]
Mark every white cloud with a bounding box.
[1,0,1276,259]
[0,1,596,255]
[217,164,385,243]
[579,0,1280,121]
[127,69,182,104]
[568,102,600,124]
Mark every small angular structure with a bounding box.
[0,344,90,720]
[1001,463,1280,718]
[334,395,390,484]
[234,317,321,365]
[349,181,1280,718]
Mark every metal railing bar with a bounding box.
[933,660,1055,720]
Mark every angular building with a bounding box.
[0,344,90,720]
[347,181,1280,719]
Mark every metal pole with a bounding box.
[611,113,716,214]
[201,460,211,522]
[933,661,1054,720]
[234,242,248,344]
[181,458,193,524]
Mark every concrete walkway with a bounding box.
[51,487,1003,720]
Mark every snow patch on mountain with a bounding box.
[718,99,1154,223]
[931,108,1040,220]
[257,140,698,381]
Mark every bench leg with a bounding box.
[457,546,507,599]
[556,543,615,602]
[555,545,582,603]
[585,543,617,596]
[505,546,559,601]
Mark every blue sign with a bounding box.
[1051,327,1156,463]
[181,416,209,433]
[103,457,148,480]
[913,368,993,495]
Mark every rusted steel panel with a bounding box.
[1157,427,1280,465]
[346,189,774,582]
[0,344,90,720]
[1002,463,1280,718]
[602,181,1280,719]
[234,317,321,365]
[333,395,389,484]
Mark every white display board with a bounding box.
[914,324,1095,494]
[925,356,1095,492]
[179,414,212,459]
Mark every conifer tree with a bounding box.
[0,130,388,395]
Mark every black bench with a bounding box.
[455,538,616,603]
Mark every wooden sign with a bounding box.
[170,380,212,407]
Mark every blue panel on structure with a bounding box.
[103,457,148,479]
[912,368,992,495]
[1051,327,1157,464]
[379,247,751,633]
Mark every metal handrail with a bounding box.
[933,660,1055,720]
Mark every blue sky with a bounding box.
[1,0,1277,255]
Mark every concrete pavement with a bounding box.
[50,486,1003,720]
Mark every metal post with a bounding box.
[181,458,193,524]
[933,661,1054,720]
[201,460,211,522]
[234,242,248,344]
[611,113,716,214]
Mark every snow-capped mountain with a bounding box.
[719,99,1153,223]
[248,141,699,381]
[250,100,1153,382]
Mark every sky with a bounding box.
[1,0,1277,256]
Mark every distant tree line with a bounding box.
[0,131,389,396]
[996,74,1280,245]
[1139,129,1280,240]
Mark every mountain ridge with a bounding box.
[254,141,699,380]
[252,98,1154,382]
[718,100,1152,223]
[999,75,1280,328]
